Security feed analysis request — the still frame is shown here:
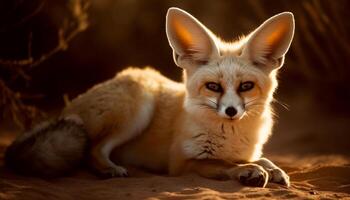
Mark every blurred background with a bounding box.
[0,0,349,157]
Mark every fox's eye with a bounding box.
[238,81,254,92]
[205,82,222,92]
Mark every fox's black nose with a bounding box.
[225,107,237,117]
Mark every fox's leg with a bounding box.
[180,159,269,187]
[89,99,154,178]
[253,157,290,186]
[90,135,129,177]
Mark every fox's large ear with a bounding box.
[166,7,220,69]
[241,12,295,72]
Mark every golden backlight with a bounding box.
[173,19,194,50]
[266,24,288,49]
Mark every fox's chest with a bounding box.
[181,125,255,163]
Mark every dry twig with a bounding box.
[0,0,90,129]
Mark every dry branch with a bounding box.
[0,0,90,130]
[0,0,89,68]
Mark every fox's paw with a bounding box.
[229,164,269,187]
[268,168,290,187]
[98,165,129,178]
[253,158,290,187]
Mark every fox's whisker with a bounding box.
[197,103,217,112]
[272,98,290,111]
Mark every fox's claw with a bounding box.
[232,164,269,187]
[99,165,129,178]
[268,168,290,187]
[227,164,269,187]
[254,158,290,187]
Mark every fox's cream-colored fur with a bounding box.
[7,8,294,187]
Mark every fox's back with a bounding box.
[62,67,185,140]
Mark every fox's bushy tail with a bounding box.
[5,115,89,178]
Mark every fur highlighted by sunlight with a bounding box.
[6,7,294,187]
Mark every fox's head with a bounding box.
[166,8,294,123]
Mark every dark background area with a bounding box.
[0,0,349,156]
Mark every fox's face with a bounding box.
[166,8,294,122]
[184,57,273,122]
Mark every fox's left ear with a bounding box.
[166,8,220,71]
[241,12,295,72]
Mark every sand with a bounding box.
[0,156,349,200]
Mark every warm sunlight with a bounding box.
[0,1,349,200]
[173,19,195,50]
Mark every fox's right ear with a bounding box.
[241,12,295,72]
[166,7,219,70]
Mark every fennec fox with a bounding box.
[6,8,294,187]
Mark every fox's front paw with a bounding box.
[254,158,290,187]
[98,165,129,178]
[229,164,269,187]
[268,168,290,187]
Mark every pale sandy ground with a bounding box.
[0,153,349,200]
[0,95,349,200]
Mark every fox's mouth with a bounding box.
[223,113,245,122]
[216,105,245,121]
